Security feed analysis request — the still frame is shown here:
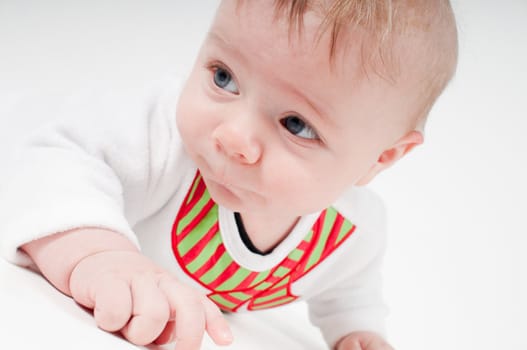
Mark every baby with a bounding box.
[0,0,458,349]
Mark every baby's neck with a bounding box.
[237,211,300,254]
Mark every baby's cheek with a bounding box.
[271,180,331,214]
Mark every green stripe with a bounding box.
[273,266,290,278]
[287,248,303,261]
[252,296,295,310]
[255,281,273,291]
[216,267,253,291]
[200,251,233,284]
[304,209,336,271]
[177,190,212,232]
[322,208,338,238]
[186,234,223,273]
[178,205,218,256]
[303,230,314,243]
[230,291,252,301]
[248,271,271,288]
[273,276,290,288]
[209,294,236,309]
[336,220,354,244]
[254,287,287,304]
[186,175,202,204]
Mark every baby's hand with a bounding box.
[69,250,233,349]
[336,331,394,350]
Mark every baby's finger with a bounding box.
[92,276,133,332]
[338,338,362,350]
[154,320,176,345]
[158,276,205,350]
[121,274,171,345]
[202,297,233,345]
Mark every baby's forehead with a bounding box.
[221,0,457,128]
[270,0,457,85]
[316,0,458,122]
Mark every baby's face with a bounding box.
[177,0,419,217]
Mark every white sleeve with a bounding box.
[0,77,188,266]
[307,189,389,348]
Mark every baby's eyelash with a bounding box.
[206,61,231,75]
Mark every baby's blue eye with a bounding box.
[280,116,318,140]
[213,67,239,94]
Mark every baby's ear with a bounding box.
[356,130,423,186]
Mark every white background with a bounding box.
[1,1,526,349]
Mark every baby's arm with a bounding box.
[308,262,392,350]
[0,82,230,348]
[307,248,393,350]
[308,191,394,350]
[21,228,232,348]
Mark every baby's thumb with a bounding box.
[202,297,233,346]
[336,335,364,350]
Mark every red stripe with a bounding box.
[178,198,215,241]
[244,287,265,296]
[180,174,206,217]
[216,303,236,312]
[250,294,296,309]
[264,274,283,285]
[294,210,325,277]
[297,240,310,251]
[207,261,241,290]
[280,257,299,270]
[220,293,245,308]
[265,257,296,286]
[181,221,219,264]
[327,223,355,262]
[265,285,292,297]
[209,292,244,306]
[236,271,261,290]
[222,293,245,305]
[321,214,345,260]
[193,244,226,279]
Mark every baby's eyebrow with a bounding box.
[207,31,232,50]
[207,30,333,127]
[295,89,330,125]
[282,78,335,127]
[206,30,249,66]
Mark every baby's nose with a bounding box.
[212,124,262,165]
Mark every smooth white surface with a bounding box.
[1,1,526,349]
[0,258,325,350]
[372,2,527,349]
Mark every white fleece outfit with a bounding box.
[0,77,388,348]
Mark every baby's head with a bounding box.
[270,0,459,131]
[176,0,458,216]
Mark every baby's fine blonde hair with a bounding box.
[272,0,459,129]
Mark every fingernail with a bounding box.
[221,329,233,342]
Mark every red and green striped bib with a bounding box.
[171,171,356,312]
